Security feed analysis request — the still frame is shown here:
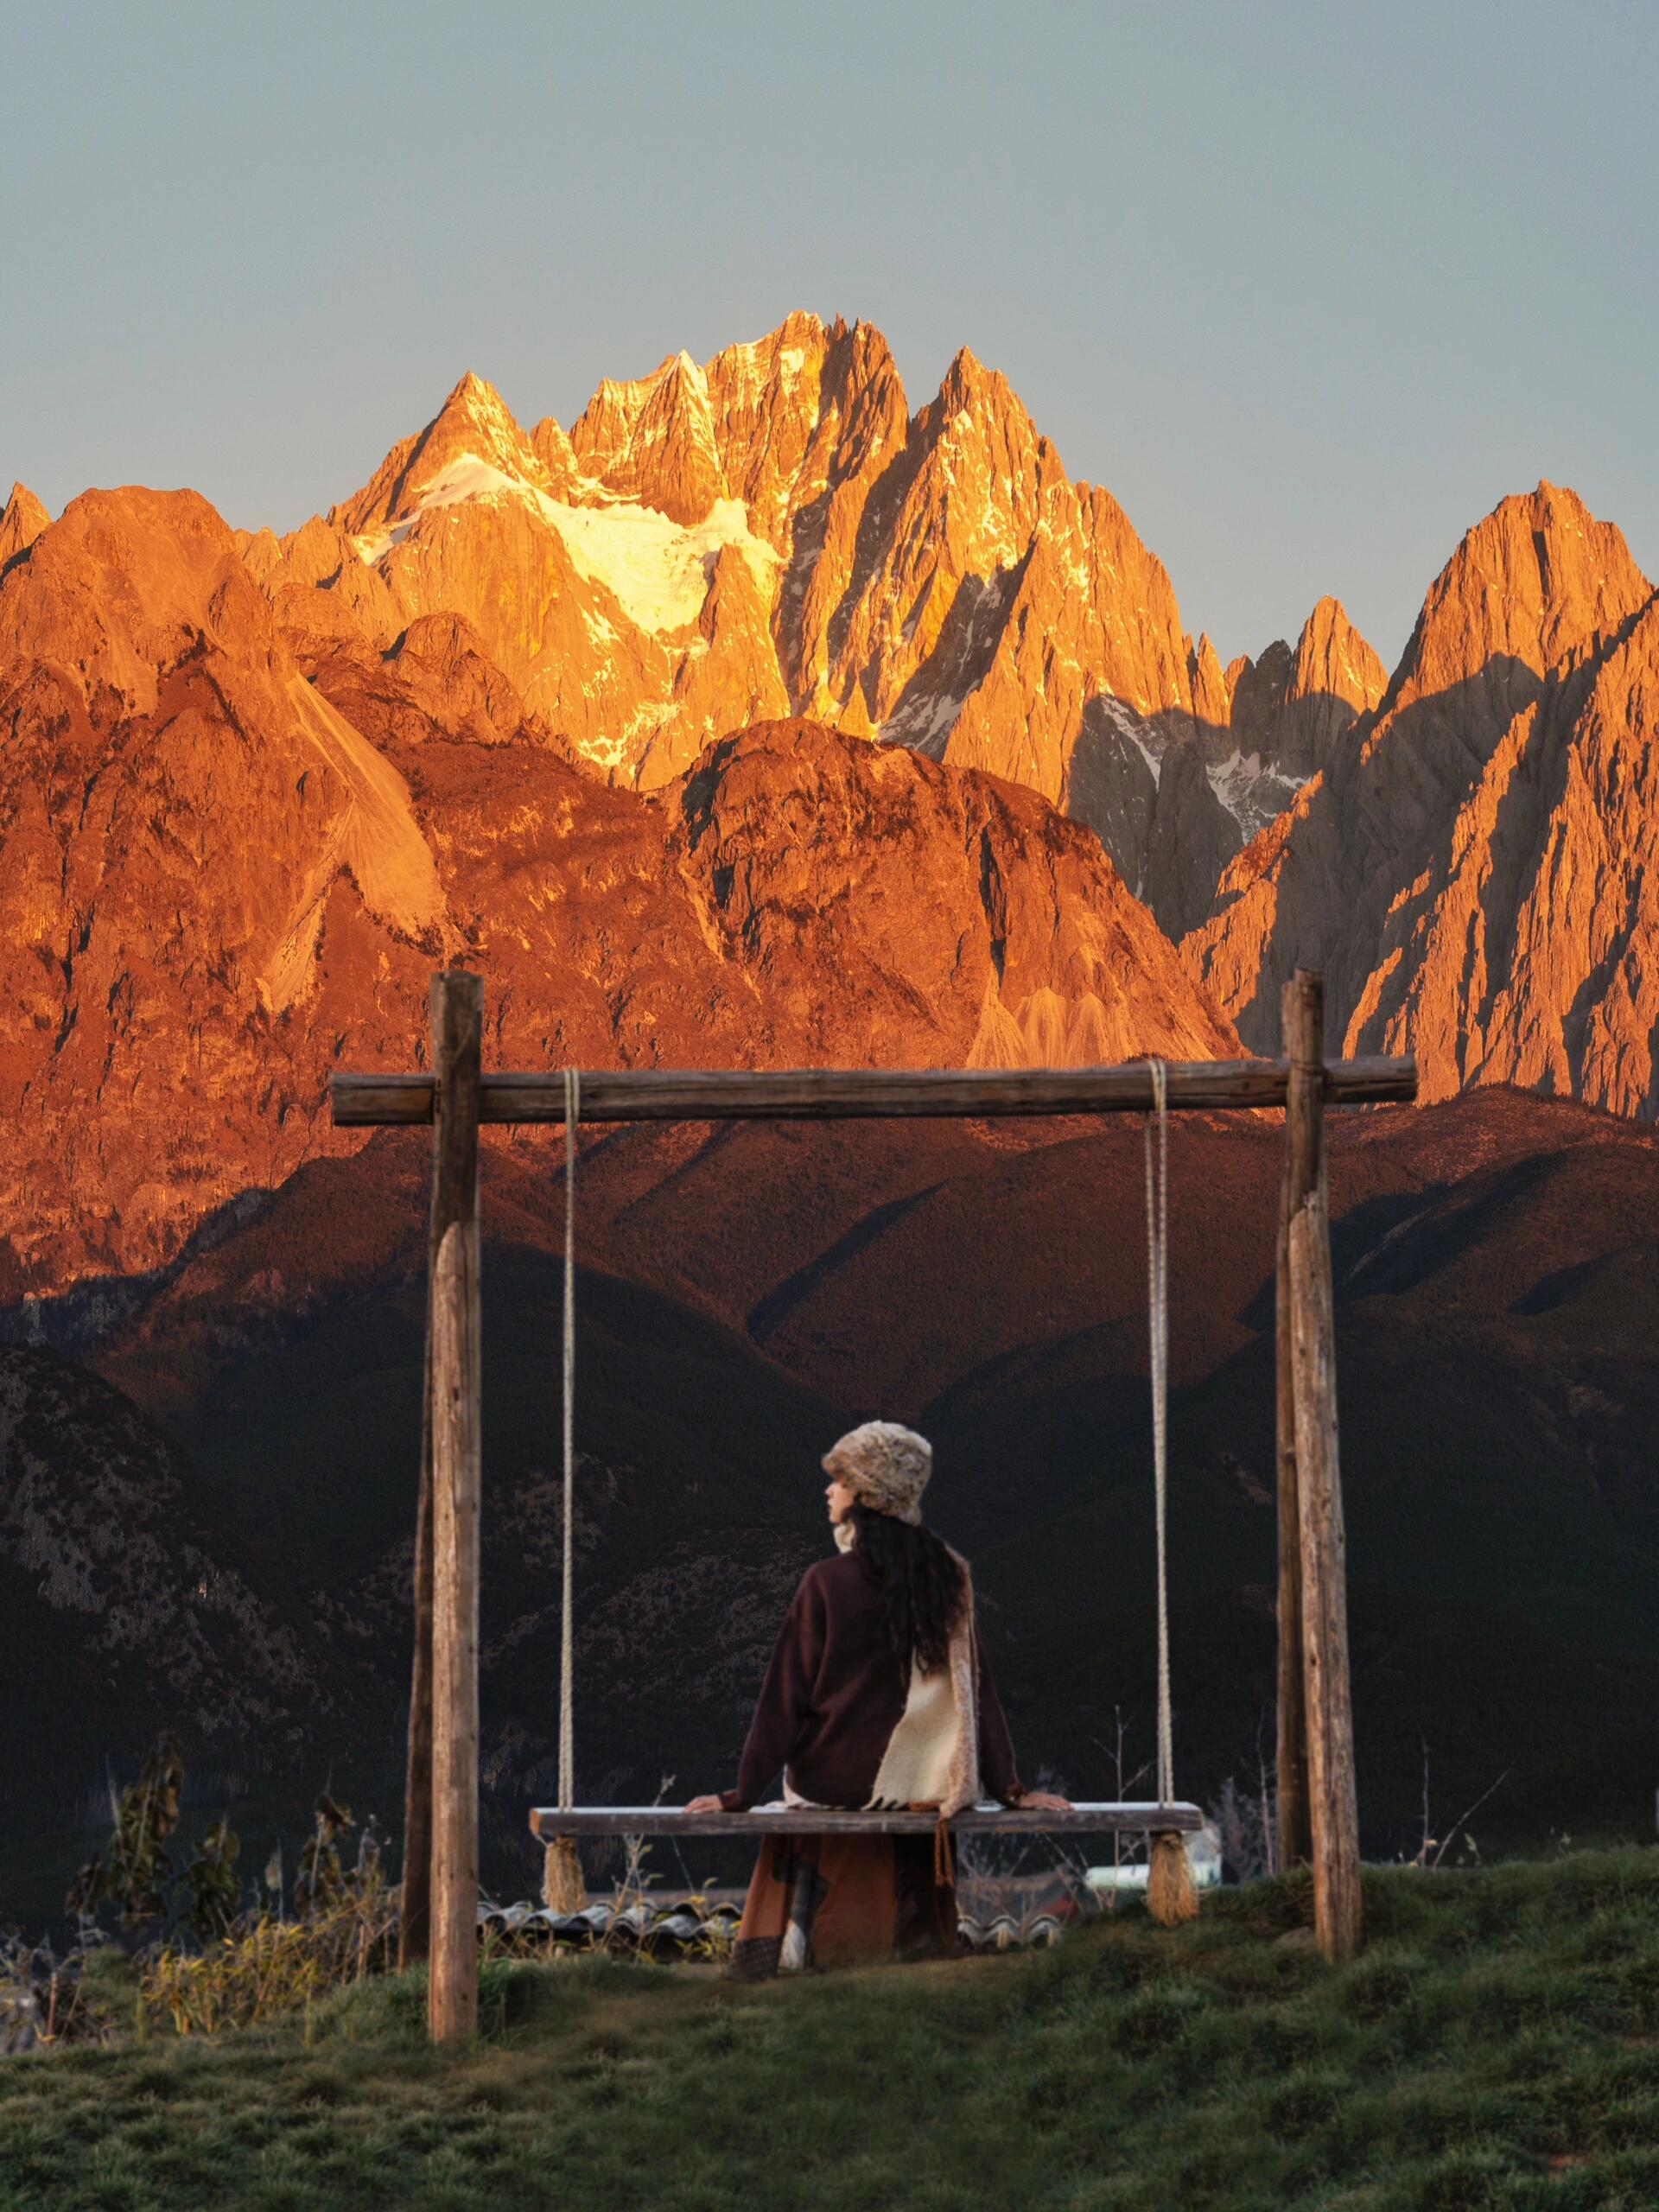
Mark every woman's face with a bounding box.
[824,1475,857,1523]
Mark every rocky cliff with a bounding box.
[240,314,1374,928]
[9,317,1659,1306]
[1185,486,1658,1112]
[1221,595,1387,810]
[1,482,50,571]
[0,480,1233,1294]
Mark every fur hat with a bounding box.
[823,1421,932,1526]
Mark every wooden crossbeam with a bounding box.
[332,1054,1416,1128]
[531,1802,1205,1839]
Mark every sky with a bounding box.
[3,0,1655,667]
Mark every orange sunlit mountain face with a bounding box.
[1,318,1655,1318]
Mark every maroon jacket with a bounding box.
[719,1550,1024,1811]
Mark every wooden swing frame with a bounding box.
[332,967,1413,2039]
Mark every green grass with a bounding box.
[7,1853,1659,2211]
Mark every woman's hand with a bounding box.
[684,1794,727,1815]
[1014,1789,1071,1813]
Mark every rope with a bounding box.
[1144,1057,1173,1807]
[558,1067,581,1811]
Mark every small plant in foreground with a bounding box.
[140,1798,395,2036]
[140,1878,396,2037]
[49,1745,399,2040]
[65,1738,183,1930]
[182,1817,242,1941]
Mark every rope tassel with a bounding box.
[542,1833,585,1916]
[1147,1832,1198,1927]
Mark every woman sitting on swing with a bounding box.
[688,1420,1068,1979]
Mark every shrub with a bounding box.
[50,1749,397,2042]
[140,1883,395,2038]
[65,1739,183,1930]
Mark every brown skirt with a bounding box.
[728,1832,960,1981]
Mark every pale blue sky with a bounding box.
[3,0,1654,666]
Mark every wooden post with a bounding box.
[427,971,483,2042]
[1275,973,1321,1872]
[397,1348,434,1967]
[1284,973,1362,1963]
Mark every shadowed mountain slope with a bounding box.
[0,1084,1643,1918]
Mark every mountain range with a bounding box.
[4,317,1655,1306]
[3,312,1658,1915]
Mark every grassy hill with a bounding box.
[5,1853,1659,2209]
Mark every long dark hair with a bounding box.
[847,1503,968,1678]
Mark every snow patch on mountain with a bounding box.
[1206,748,1305,839]
[347,456,525,563]
[544,496,778,633]
[880,687,967,752]
[352,450,779,636]
[1090,692,1165,785]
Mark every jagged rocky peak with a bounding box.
[250,315,1381,929]
[1294,595,1387,711]
[1228,596,1387,782]
[1071,481,1195,715]
[528,411,581,490]
[566,314,895,540]
[703,309,836,547]
[334,369,556,538]
[826,313,908,420]
[1391,481,1651,720]
[827,344,1071,751]
[1226,638,1295,735]
[772,317,913,702]
[937,341,1013,408]
[877,343,1056,628]
[1182,480,1659,1120]
[1343,591,1659,1114]
[1187,632,1231,728]
[570,348,729,525]
[1,481,51,566]
[921,345,1046,523]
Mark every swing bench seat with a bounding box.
[531,1801,1204,1840]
